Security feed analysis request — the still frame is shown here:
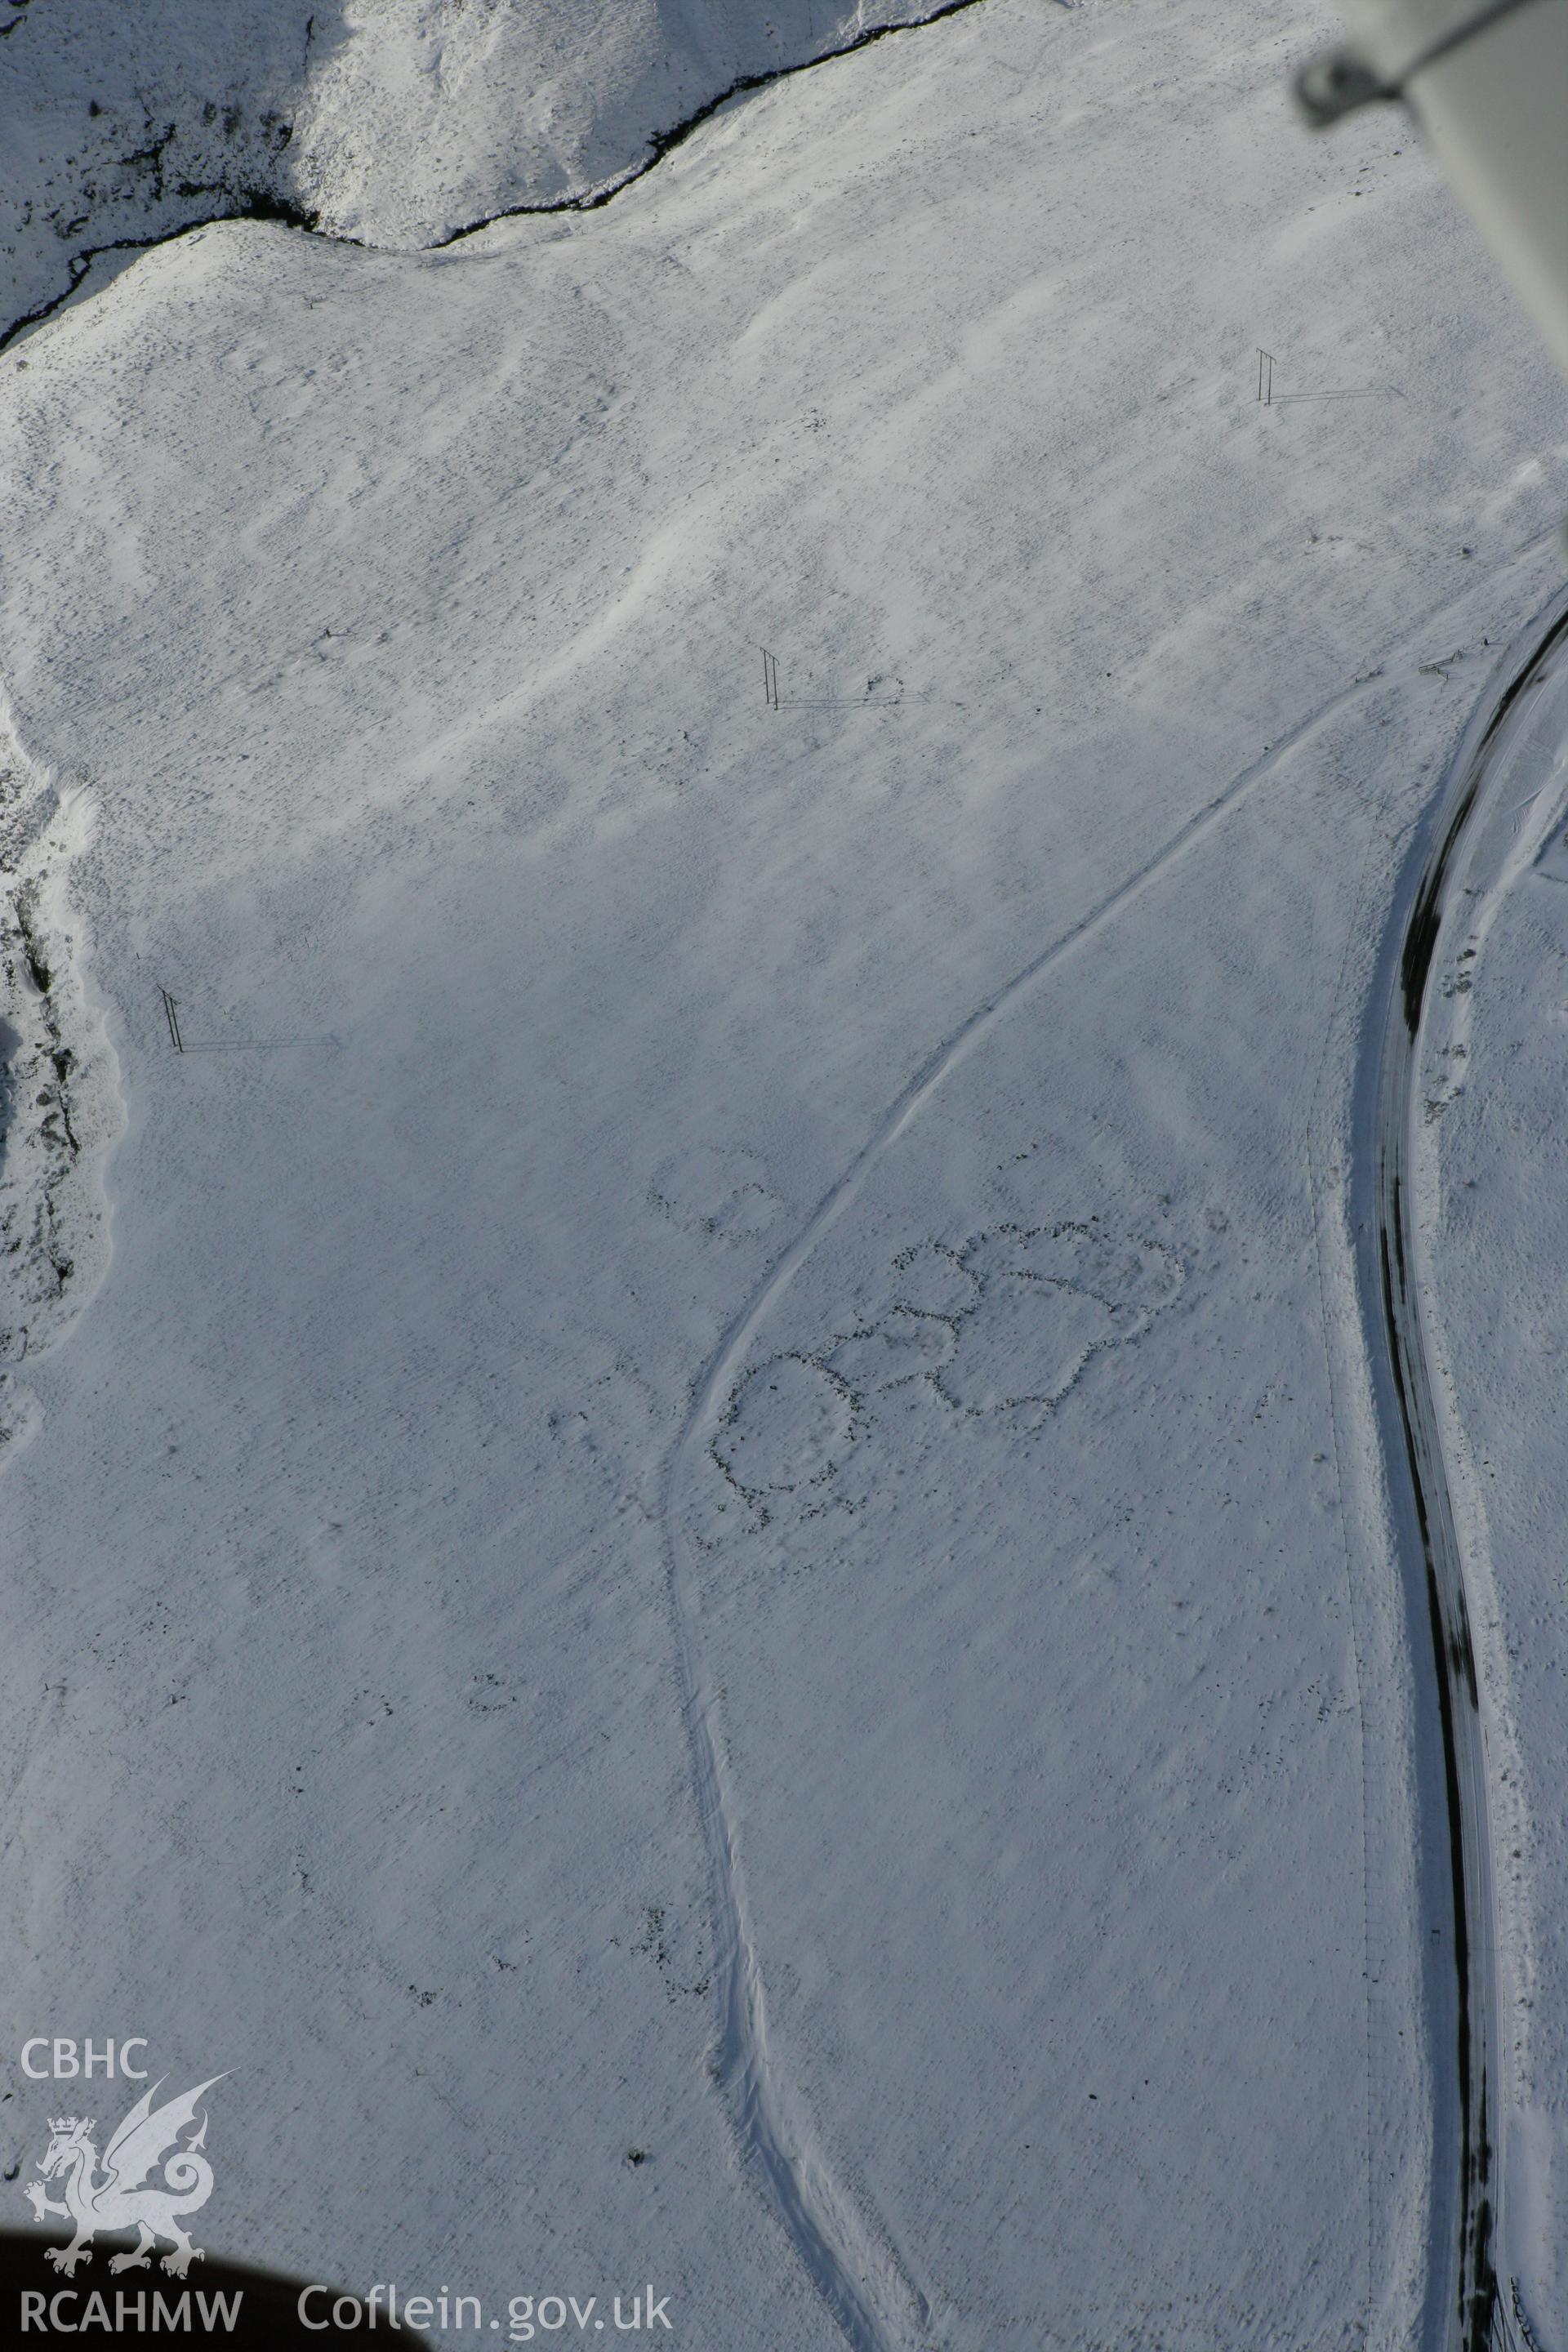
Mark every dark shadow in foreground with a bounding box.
[0,2227,435,2345]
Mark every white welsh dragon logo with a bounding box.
[23,2077,225,2278]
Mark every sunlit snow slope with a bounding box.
[0,0,935,332]
[3,1,1568,2348]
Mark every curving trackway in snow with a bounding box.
[658,565,1568,2352]
[8,4,1565,2336]
[1357,587,1568,2352]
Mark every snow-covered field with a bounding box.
[3,0,1568,2345]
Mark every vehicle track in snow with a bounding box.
[9,2,1565,2324]
[1356,586,1568,2352]
[657,578,1543,2352]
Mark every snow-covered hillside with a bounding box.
[3,0,1568,2346]
[1,0,936,337]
